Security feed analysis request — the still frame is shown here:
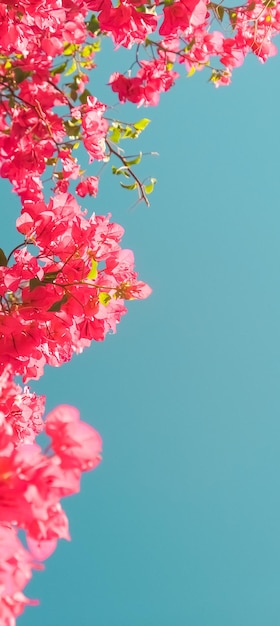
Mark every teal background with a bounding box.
[4,40,280,625]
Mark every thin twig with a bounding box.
[105,139,150,207]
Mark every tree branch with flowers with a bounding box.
[0,0,279,621]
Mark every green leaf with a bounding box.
[65,60,77,76]
[187,66,196,77]
[109,127,121,144]
[144,178,157,194]
[123,152,142,167]
[14,67,31,83]
[123,127,135,139]
[87,14,100,34]
[48,294,68,312]
[91,40,101,52]
[215,4,224,20]
[70,88,78,102]
[29,277,42,291]
[81,44,95,58]
[133,118,150,131]
[184,38,195,52]
[209,71,220,83]
[0,248,7,267]
[99,292,111,306]
[50,61,67,76]
[63,43,78,56]
[87,258,98,280]
[120,182,138,190]
[79,89,92,104]
[64,120,81,138]
[112,166,130,177]
[43,271,59,283]
[108,122,143,142]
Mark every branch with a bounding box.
[105,139,150,207]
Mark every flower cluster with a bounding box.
[103,0,280,93]
[0,0,279,201]
[0,189,151,620]
[0,365,45,445]
[0,192,151,382]
[0,399,102,624]
[0,352,103,622]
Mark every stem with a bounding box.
[6,241,33,264]
[47,79,73,110]
[105,139,150,207]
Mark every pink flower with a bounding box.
[159,0,207,35]
[109,60,179,107]
[45,405,102,472]
[76,176,99,197]
[0,366,45,445]
[98,0,158,48]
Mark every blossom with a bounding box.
[159,0,207,36]
[97,0,158,48]
[0,365,45,445]
[76,176,99,197]
[0,404,102,544]
[0,193,152,380]
[109,60,179,106]
[0,524,40,624]
[45,404,102,471]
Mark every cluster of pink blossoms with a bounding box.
[0,130,151,623]
[0,183,151,620]
[0,0,153,617]
[0,192,151,382]
[0,374,102,622]
[1,0,280,620]
[0,0,279,199]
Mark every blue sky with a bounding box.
[8,37,280,626]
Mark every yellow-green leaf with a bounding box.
[144,178,157,194]
[99,292,111,306]
[87,258,98,280]
[81,44,95,58]
[123,152,142,166]
[120,182,138,190]
[133,118,150,131]
[109,127,121,143]
[51,61,67,76]
[64,43,78,56]
[64,60,77,76]
[188,66,196,77]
